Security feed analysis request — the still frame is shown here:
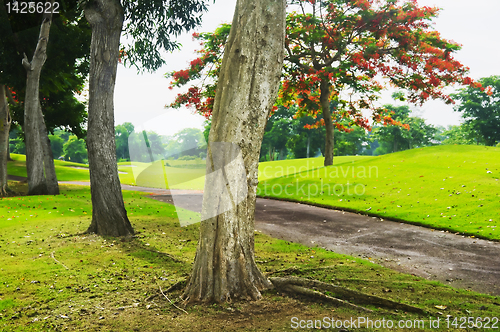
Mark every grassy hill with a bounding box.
[258,145,500,240]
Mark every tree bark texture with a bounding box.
[0,85,12,196]
[84,0,133,237]
[182,0,286,303]
[320,79,334,166]
[22,11,55,195]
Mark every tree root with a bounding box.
[165,279,187,293]
[269,276,426,315]
[271,279,372,312]
[0,184,14,197]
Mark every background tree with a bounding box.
[1,0,91,195]
[334,126,368,156]
[48,133,64,159]
[63,135,88,163]
[372,105,411,153]
[261,106,294,161]
[440,124,478,145]
[174,128,205,157]
[9,124,25,155]
[285,113,325,159]
[0,85,11,195]
[82,0,210,237]
[182,0,286,303]
[115,122,134,161]
[372,104,436,154]
[451,75,500,146]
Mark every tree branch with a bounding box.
[22,53,31,71]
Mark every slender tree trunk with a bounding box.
[320,79,334,166]
[84,0,133,237]
[268,146,275,161]
[39,106,59,195]
[22,10,55,195]
[5,89,15,162]
[0,85,12,196]
[182,0,285,303]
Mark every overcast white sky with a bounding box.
[114,0,500,136]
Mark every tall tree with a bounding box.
[21,2,59,195]
[1,1,91,195]
[83,0,133,236]
[280,0,474,166]
[182,0,286,303]
[82,0,209,236]
[451,75,500,146]
[0,85,11,195]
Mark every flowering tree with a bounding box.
[167,0,480,166]
[166,24,230,118]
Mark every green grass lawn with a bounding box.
[8,154,91,182]
[8,145,500,240]
[1,182,499,331]
[258,145,500,241]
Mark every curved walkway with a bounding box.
[24,179,500,296]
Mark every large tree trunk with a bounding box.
[320,79,334,166]
[84,0,133,237]
[22,10,55,195]
[182,0,285,303]
[0,85,12,196]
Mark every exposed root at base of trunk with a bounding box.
[165,279,187,293]
[0,184,14,197]
[269,276,426,315]
[272,280,372,312]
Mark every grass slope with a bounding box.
[258,145,500,241]
[1,183,499,331]
[8,155,91,182]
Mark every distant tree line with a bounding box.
[7,75,499,164]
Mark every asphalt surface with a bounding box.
[11,177,500,296]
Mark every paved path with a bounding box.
[44,180,500,295]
